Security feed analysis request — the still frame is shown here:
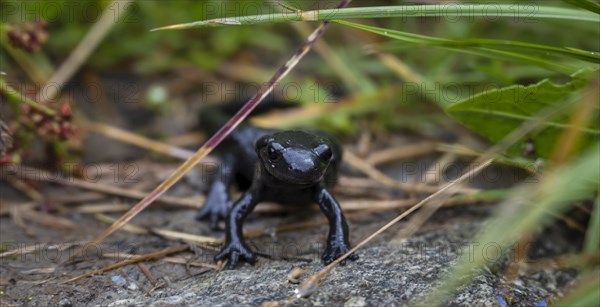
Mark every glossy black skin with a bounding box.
[196,106,357,269]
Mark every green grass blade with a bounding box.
[419,143,600,306]
[151,5,598,31]
[442,47,578,75]
[555,270,600,306]
[562,0,600,14]
[334,20,599,64]
[585,193,600,253]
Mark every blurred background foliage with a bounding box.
[0,0,598,163]
[1,0,598,163]
[2,1,596,87]
[0,1,598,304]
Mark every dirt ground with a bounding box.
[0,134,584,306]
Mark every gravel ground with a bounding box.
[0,195,580,306]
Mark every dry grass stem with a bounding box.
[95,213,149,235]
[366,142,437,165]
[524,252,600,273]
[82,120,203,161]
[151,229,222,245]
[0,243,79,259]
[137,262,158,286]
[422,153,457,185]
[344,149,478,194]
[0,201,36,216]
[163,256,218,269]
[51,192,106,204]
[167,132,206,147]
[5,177,43,202]
[63,245,190,284]
[7,165,203,208]
[75,203,132,214]
[9,205,34,236]
[95,214,222,244]
[17,208,77,230]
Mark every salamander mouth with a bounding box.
[259,151,328,185]
[262,164,323,185]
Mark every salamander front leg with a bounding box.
[316,187,358,265]
[214,188,261,269]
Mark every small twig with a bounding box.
[146,279,167,295]
[163,256,218,269]
[9,205,35,236]
[81,120,201,161]
[0,200,36,216]
[75,203,132,214]
[150,229,222,245]
[5,177,43,202]
[344,149,478,194]
[51,192,106,204]
[95,214,148,235]
[435,143,482,156]
[366,142,436,165]
[167,132,205,147]
[0,243,78,259]
[137,262,158,286]
[63,245,190,284]
[523,252,600,273]
[102,252,136,260]
[95,214,221,244]
[17,208,78,230]
[355,129,372,157]
[21,267,56,275]
[6,165,203,208]
[422,152,457,185]
[435,142,541,175]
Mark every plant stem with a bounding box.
[0,78,56,116]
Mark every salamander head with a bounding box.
[256,130,334,185]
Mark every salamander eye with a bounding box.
[267,143,281,161]
[314,143,332,161]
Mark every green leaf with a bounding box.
[445,69,600,158]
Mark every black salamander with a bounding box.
[196,102,357,269]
